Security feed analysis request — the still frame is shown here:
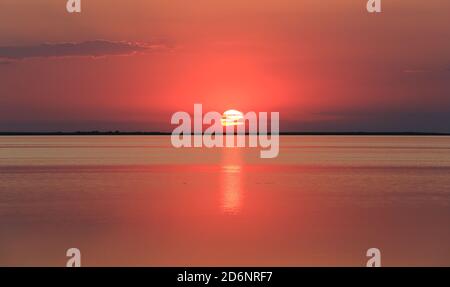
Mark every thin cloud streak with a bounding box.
[0,40,169,61]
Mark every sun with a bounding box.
[221,109,244,126]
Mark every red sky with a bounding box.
[0,0,449,132]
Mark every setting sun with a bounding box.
[221,110,244,126]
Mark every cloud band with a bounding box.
[0,40,167,60]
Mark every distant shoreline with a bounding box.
[0,132,449,136]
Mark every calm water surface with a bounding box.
[1,136,450,266]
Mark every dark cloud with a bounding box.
[0,40,168,60]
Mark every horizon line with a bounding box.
[0,131,449,136]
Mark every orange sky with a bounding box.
[0,0,449,132]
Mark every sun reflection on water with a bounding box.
[221,149,243,215]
